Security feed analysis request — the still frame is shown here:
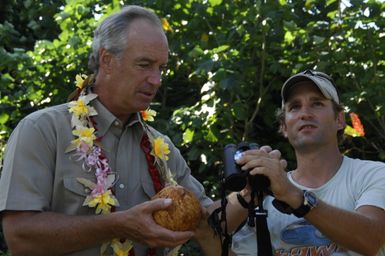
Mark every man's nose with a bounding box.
[299,106,314,119]
[148,70,162,87]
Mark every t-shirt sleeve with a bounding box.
[355,162,385,211]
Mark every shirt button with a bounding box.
[119,183,125,189]
[114,120,120,126]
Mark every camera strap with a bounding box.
[207,185,232,256]
[248,189,273,256]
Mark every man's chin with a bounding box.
[293,139,322,151]
[136,104,151,113]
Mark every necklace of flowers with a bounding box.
[66,74,179,256]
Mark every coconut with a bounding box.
[152,185,202,231]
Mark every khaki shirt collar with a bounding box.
[91,97,143,138]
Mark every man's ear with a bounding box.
[336,111,346,131]
[99,48,113,74]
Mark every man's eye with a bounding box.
[138,63,150,68]
[289,104,300,111]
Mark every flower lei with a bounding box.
[66,74,178,256]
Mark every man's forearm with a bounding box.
[2,211,119,255]
[195,234,222,256]
[305,201,385,255]
[204,192,249,236]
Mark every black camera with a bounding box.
[223,142,270,192]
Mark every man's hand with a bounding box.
[236,145,298,204]
[118,198,194,248]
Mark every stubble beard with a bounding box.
[290,132,325,154]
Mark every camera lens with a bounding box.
[223,144,247,191]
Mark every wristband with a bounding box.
[236,192,249,209]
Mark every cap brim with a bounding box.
[281,74,339,105]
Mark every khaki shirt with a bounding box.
[0,98,212,256]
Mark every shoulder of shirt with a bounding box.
[20,103,70,124]
[343,155,385,174]
[146,124,177,148]
[145,123,164,137]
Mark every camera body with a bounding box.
[223,141,270,192]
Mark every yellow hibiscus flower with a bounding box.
[152,137,170,160]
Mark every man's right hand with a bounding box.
[116,198,194,248]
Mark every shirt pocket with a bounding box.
[63,176,90,197]
[55,176,95,215]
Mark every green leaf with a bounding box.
[213,45,230,53]
[183,128,195,144]
[327,10,338,19]
[204,129,218,142]
[326,0,338,6]
[0,113,9,125]
[209,0,223,7]
[284,31,295,44]
[188,45,204,58]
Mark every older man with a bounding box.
[0,5,217,256]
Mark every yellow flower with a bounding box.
[152,137,170,161]
[84,190,118,214]
[162,18,173,32]
[69,98,89,118]
[75,74,88,89]
[111,239,133,256]
[69,94,98,128]
[72,126,96,148]
[141,108,157,122]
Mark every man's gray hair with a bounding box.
[88,5,163,73]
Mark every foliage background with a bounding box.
[1,0,384,254]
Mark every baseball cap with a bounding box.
[281,70,339,105]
